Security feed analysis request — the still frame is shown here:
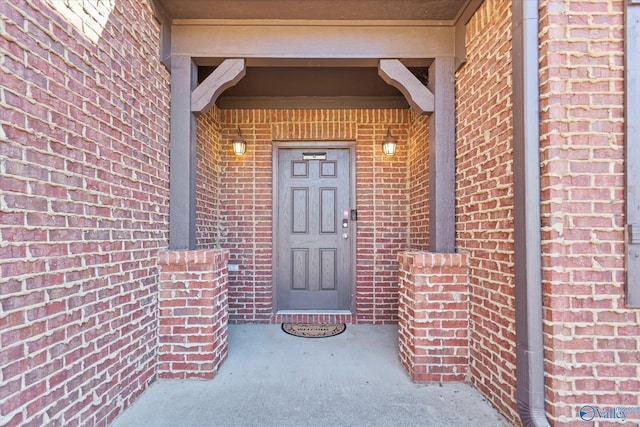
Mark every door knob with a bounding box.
[342,233,349,239]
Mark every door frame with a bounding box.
[272,141,357,314]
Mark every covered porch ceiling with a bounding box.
[160,0,461,252]
[154,0,476,108]
[156,0,468,22]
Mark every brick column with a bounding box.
[158,249,229,379]
[397,251,469,382]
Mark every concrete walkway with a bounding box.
[111,324,512,427]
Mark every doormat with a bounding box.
[281,323,346,338]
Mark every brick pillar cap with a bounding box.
[397,250,468,267]
[158,249,230,265]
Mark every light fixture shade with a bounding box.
[232,140,246,155]
[382,128,397,156]
[232,127,246,156]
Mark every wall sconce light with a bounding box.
[231,127,246,156]
[382,128,397,156]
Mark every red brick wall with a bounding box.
[0,1,169,426]
[195,109,410,323]
[158,249,229,380]
[216,111,274,322]
[408,113,430,250]
[356,118,409,323]
[539,0,638,423]
[455,0,518,423]
[196,107,222,248]
[397,251,469,383]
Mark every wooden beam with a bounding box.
[217,95,408,110]
[191,58,246,114]
[453,0,486,70]
[378,59,434,114]
[150,0,172,69]
[169,56,197,250]
[428,57,456,252]
[172,21,455,59]
[625,0,640,307]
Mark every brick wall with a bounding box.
[408,113,430,250]
[216,111,274,322]
[356,117,409,323]
[157,249,229,380]
[196,107,223,248]
[196,109,411,323]
[0,1,169,426]
[397,251,469,382]
[539,0,639,423]
[455,0,518,423]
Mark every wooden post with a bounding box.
[169,55,197,250]
[428,57,456,253]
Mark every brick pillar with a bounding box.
[158,249,229,379]
[397,251,469,382]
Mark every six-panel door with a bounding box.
[276,148,352,310]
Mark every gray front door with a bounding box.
[276,148,352,310]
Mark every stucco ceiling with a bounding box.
[157,0,467,22]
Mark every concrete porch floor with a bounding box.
[111,324,512,427]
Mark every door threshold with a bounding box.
[276,310,353,315]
